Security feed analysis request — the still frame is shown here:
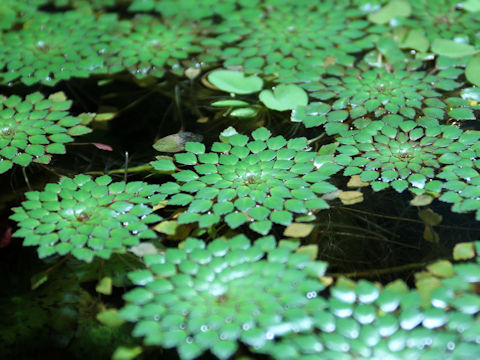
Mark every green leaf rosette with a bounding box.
[105,15,205,79]
[209,1,376,82]
[332,117,480,194]
[120,235,328,360]
[151,127,342,234]
[0,92,91,174]
[295,65,473,130]
[255,250,480,359]
[0,11,119,86]
[0,0,47,30]
[10,174,165,262]
[128,0,238,21]
[49,0,119,9]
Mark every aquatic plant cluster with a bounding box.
[2,0,480,359]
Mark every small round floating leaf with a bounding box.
[259,84,308,111]
[466,57,480,86]
[367,0,411,25]
[431,38,478,58]
[207,70,263,95]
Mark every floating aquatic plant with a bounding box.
[296,65,473,130]
[437,152,480,220]
[151,127,341,234]
[9,174,165,262]
[254,247,480,359]
[0,92,91,174]
[332,118,480,193]
[105,15,205,79]
[366,0,480,54]
[399,0,479,48]
[128,0,239,20]
[0,0,45,30]
[51,0,119,9]
[206,69,309,114]
[0,11,120,86]
[207,70,263,95]
[211,1,375,81]
[121,237,480,360]
[120,235,328,360]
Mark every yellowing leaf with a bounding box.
[427,260,455,277]
[418,208,442,226]
[296,244,318,260]
[338,191,363,205]
[453,242,476,260]
[112,346,143,360]
[153,132,203,153]
[284,223,314,238]
[96,309,125,327]
[154,220,178,235]
[94,112,116,122]
[347,175,370,188]
[129,243,158,256]
[184,67,201,79]
[410,194,434,206]
[96,276,112,295]
[423,225,440,244]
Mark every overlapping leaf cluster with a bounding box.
[0,0,46,30]
[0,92,91,173]
[10,174,165,262]
[396,0,480,46]
[364,0,480,85]
[105,15,205,79]
[0,11,119,86]
[128,0,240,20]
[4,1,480,359]
[0,11,209,85]
[208,1,376,82]
[255,242,480,359]
[120,235,328,360]
[121,235,480,360]
[151,127,341,234]
[331,118,480,194]
[293,64,474,130]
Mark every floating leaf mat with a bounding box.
[152,127,340,234]
[0,92,91,173]
[10,174,165,262]
[2,0,480,359]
